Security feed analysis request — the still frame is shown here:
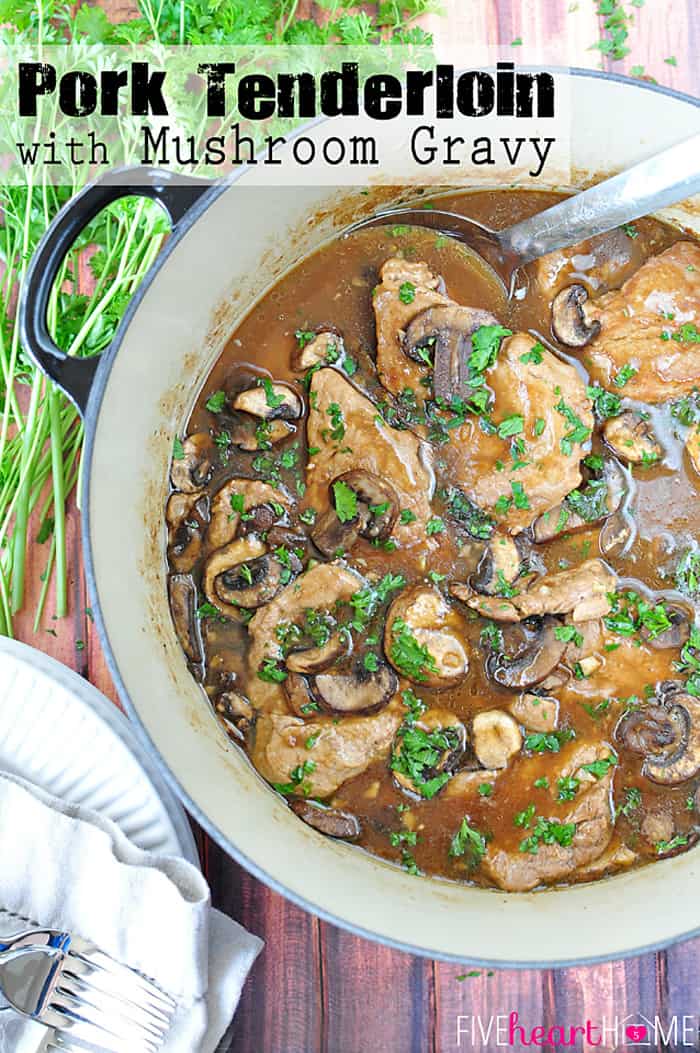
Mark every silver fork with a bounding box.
[0,929,176,1051]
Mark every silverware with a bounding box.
[345,133,700,293]
[0,928,176,1051]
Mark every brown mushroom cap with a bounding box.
[603,411,663,466]
[286,631,351,675]
[639,604,691,651]
[384,586,469,689]
[168,574,203,669]
[471,535,523,596]
[311,470,399,557]
[284,673,319,719]
[392,710,468,798]
[403,304,500,402]
[170,433,216,493]
[290,799,361,840]
[312,660,398,716]
[617,694,700,785]
[485,616,567,689]
[203,536,297,618]
[166,491,209,573]
[291,327,345,372]
[551,284,601,348]
[233,381,302,421]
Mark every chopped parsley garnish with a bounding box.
[332,480,358,523]
[392,722,460,800]
[449,818,487,865]
[398,281,416,304]
[205,389,226,413]
[446,488,494,539]
[525,729,575,753]
[580,753,617,779]
[363,652,380,672]
[173,437,185,461]
[587,384,622,420]
[480,621,503,650]
[478,782,494,797]
[676,550,700,597]
[555,398,592,454]
[272,759,316,797]
[519,818,576,855]
[604,591,672,641]
[347,573,405,632]
[533,776,550,789]
[621,223,639,239]
[520,342,544,365]
[557,776,580,801]
[497,414,524,439]
[469,325,512,374]
[617,787,642,818]
[295,329,316,349]
[656,835,689,855]
[196,602,225,622]
[676,627,700,697]
[514,803,536,828]
[554,625,583,647]
[257,658,287,683]
[534,417,546,437]
[400,508,417,525]
[389,618,438,682]
[258,377,285,409]
[426,516,446,536]
[613,365,637,388]
[671,323,700,344]
[510,481,530,510]
[390,829,418,847]
[565,478,609,523]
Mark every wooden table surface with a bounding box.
[15,3,700,1050]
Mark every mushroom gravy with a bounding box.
[166,189,700,891]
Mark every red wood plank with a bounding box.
[320,926,435,1053]
[436,965,545,1052]
[203,846,323,1053]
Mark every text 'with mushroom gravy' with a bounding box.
[166,190,700,891]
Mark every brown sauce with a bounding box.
[166,189,700,891]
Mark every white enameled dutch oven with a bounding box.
[20,70,700,967]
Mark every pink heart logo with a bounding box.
[626,1025,648,1042]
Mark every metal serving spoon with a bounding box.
[346,133,700,295]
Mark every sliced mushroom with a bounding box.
[509,692,559,733]
[215,690,254,742]
[472,710,522,769]
[403,304,500,401]
[617,694,700,785]
[639,604,690,651]
[166,491,209,573]
[384,586,469,689]
[284,673,319,719]
[234,418,296,451]
[311,470,399,556]
[392,710,467,797]
[290,799,360,840]
[168,574,203,668]
[471,535,523,596]
[203,536,296,618]
[336,470,399,540]
[485,617,568,689]
[209,479,290,550]
[312,659,397,716]
[170,433,216,493]
[233,381,302,421]
[311,506,362,558]
[551,284,601,348]
[603,411,662,465]
[286,632,350,675]
[291,328,345,372]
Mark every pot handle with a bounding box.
[19,166,213,416]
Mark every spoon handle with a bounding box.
[500,134,700,265]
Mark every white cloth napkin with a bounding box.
[0,772,263,1053]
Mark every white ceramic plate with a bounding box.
[0,637,199,864]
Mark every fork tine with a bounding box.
[67,948,176,1014]
[56,972,170,1038]
[44,992,162,1053]
[62,959,173,1027]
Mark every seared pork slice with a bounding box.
[458,558,616,623]
[554,242,700,403]
[445,333,594,533]
[304,369,435,554]
[482,742,616,892]
[252,704,402,799]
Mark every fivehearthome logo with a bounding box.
[456,1011,700,1048]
